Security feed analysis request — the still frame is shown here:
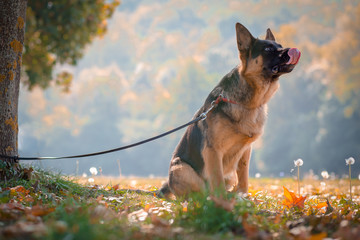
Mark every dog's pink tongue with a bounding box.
[286,48,301,65]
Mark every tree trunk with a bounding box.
[0,0,27,178]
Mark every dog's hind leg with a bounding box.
[167,157,206,198]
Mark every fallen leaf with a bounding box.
[309,232,327,240]
[54,220,68,233]
[96,194,104,202]
[242,214,259,239]
[24,195,34,203]
[0,202,25,211]
[182,202,188,212]
[27,205,55,217]
[3,221,47,238]
[0,203,25,220]
[289,225,309,239]
[91,205,116,222]
[282,186,306,209]
[248,189,260,196]
[144,204,152,212]
[128,209,148,223]
[150,214,170,227]
[10,185,29,196]
[314,202,327,209]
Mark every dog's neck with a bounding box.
[237,67,280,109]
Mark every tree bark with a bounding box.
[0,0,27,177]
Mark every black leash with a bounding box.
[0,115,205,161]
[0,94,232,161]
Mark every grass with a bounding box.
[0,168,359,239]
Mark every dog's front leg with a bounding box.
[202,147,226,194]
[234,147,252,194]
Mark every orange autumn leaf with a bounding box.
[314,202,328,209]
[248,189,260,196]
[309,232,327,240]
[0,202,25,212]
[10,185,29,195]
[27,205,56,217]
[282,186,306,209]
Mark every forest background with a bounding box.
[19,0,360,178]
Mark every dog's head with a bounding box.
[235,23,300,82]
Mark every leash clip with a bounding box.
[200,102,216,121]
[200,112,207,120]
[200,93,226,121]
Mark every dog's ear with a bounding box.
[265,28,275,41]
[235,23,255,53]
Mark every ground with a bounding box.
[0,168,359,239]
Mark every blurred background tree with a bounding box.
[23,0,120,91]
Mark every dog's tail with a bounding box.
[118,181,174,199]
[157,181,174,199]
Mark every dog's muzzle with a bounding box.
[272,48,301,74]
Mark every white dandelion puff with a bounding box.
[294,158,304,167]
[89,167,98,176]
[321,171,329,179]
[345,157,355,165]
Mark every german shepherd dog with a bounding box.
[158,23,301,199]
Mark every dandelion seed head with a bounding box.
[321,171,329,179]
[294,158,304,167]
[345,157,355,165]
[130,180,137,187]
[89,167,98,175]
[255,173,261,178]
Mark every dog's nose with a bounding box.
[279,48,290,62]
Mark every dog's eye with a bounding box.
[265,47,273,52]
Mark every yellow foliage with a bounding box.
[274,24,297,47]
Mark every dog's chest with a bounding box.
[209,106,266,173]
[229,105,266,139]
[209,106,265,145]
